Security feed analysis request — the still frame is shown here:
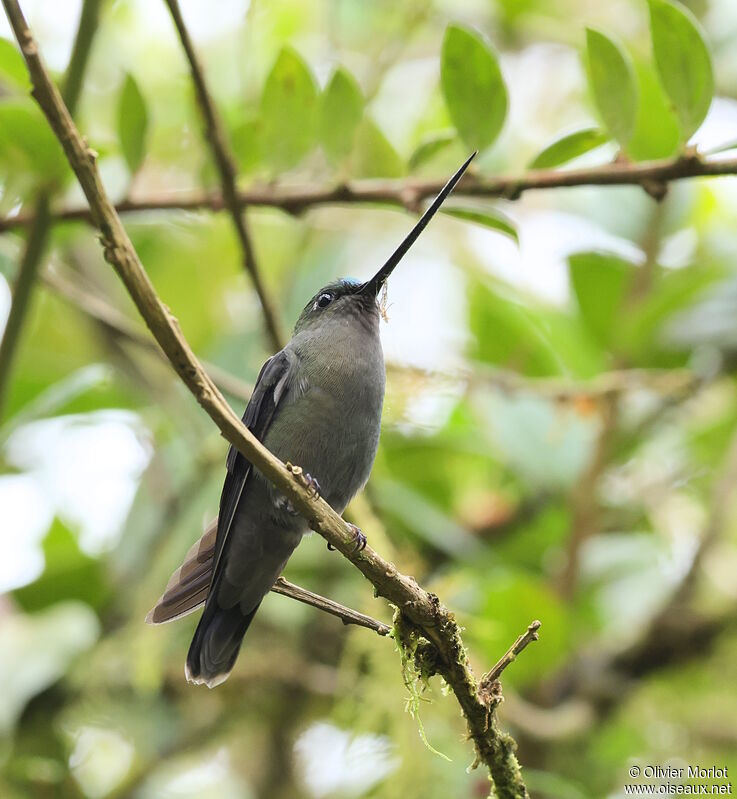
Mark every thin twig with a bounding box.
[272,576,391,635]
[556,392,618,598]
[163,0,284,351]
[484,621,542,684]
[42,266,254,401]
[3,5,529,793]
[522,424,737,737]
[0,196,51,417]
[3,151,737,233]
[0,0,102,418]
[392,362,700,401]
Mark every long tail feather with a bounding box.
[146,519,216,624]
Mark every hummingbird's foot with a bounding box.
[286,463,322,500]
[302,473,322,500]
[328,523,367,553]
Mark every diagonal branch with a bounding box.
[484,620,542,684]
[163,0,284,351]
[3,3,531,794]
[272,576,391,635]
[3,151,737,233]
[0,0,102,418]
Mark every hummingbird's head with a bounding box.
[293,152,476,336]
[294,278,378,335]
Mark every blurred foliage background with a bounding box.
[2,0,737,797]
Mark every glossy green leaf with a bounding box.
[117,73,149,174]
[585,28,638,147]
[260,47,318,170]
[441,24,508,151]
[408,131,456,170]
[319,67,364,163]
[0,37,30,92]
[352,117,404,178]
[529,127,609,169]
[442,206,518,243]
[0,98,67,183]
[628,60,681,160]
[648,0,713,140]
[569,251,635,348]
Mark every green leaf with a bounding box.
[352,117,404,178]
[442,206,518,243]
[260,46,318,171]
[319,67,364,163]
[117,73,149,174]
[625,262,724,356]
[648,0,713,140]
[408,131,456,170]
[0,37,30,92]
[440,24,508,152]
[231,116,263,175]
[569,251,635,348]
[468,282,564,376]
[0,98,67,184]
[529,127,609,169]
[13,520,109,613]
[628,60,681,160]
[584,28,638,147]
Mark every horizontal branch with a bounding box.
[164,0,284,351]
[2,152,737,233]
[4,3,529,794]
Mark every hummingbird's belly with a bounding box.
[263,377,384,515]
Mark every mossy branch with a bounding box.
[2,2,538,794]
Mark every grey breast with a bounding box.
[264,320,385,516]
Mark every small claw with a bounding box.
[326,524,367,553]
[348,523,367,553]
[286,463,321,500]
[303,472,321,500]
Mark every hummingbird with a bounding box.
[146,153,476,687]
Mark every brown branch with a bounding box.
[393,362,700,401]
[163,0,284,351]
[484,621,542,684]
[3,4,530,794]
[0,0,102,418]
[3,152,737,233]
[556,391,618,598]
[272,576,391,635]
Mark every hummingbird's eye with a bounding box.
[315,292,334,310]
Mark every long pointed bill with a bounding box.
[361,151,477,296]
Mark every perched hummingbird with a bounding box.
[147,153,475,687]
